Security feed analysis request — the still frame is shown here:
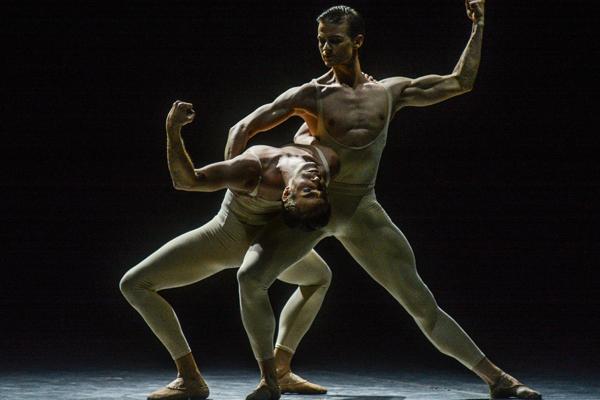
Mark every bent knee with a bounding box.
[119,268,152,299]
[119,271,136,298]
[236,267,264,291]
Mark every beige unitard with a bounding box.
[238,82,486,369]
[120,190,332,359]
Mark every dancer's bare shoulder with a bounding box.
[243,145,284,177]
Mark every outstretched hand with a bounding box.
[465,0,485,24]
[167,100,196,128]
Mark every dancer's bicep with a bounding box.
[191,157,259,193]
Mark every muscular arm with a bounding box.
[293,123,341,178]
[166,101,259,192]
[166,120,199,190]
[385,0,485,110]
[224,83,316,160]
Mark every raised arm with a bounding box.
[224,83,316,160]
[166,101,259,192]
[383,0,485,110]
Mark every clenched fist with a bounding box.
[167,100,196,128]
[465,0,485,24]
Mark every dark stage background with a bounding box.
[2,0,599,376]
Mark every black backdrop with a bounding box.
[2,0,599,375]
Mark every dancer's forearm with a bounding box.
[166,122,201,191]
[452,20,484,92]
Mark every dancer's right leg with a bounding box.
[120,209,257,399]
[120,213,249,360]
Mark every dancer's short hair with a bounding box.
[282,195,332,231]
[316,5,365,38]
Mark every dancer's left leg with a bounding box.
[337,194,540,399]
[237,220,325,400]
[274,250,331,394]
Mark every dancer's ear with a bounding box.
[353,34,364,49]
[282,186,292,202]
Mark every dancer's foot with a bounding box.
[245,379,281,400]
[278,370,327,394]
[489,372,541,399]
[147,377,209,400]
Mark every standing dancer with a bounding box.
[226,2,541,399]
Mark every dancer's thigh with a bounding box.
[337,196,436,312]
[127,214,255,291]
[238,219,325,286]
[277,250,331,286]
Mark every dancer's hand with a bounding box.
[167,100,196,128]
[362,72,377,83]
[465,0,484,24]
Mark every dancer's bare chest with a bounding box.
[319,85,388,147]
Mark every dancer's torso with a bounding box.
[305,78,394,236]
[224,144,332,226]
[311,79,393,192]
[225,78,394,230]
[223,189,281,226]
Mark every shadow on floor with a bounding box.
[322,396,489,400]
[319,396,406,400]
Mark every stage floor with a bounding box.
[1,368,597,400]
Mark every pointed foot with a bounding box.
[245,379,280,400]
[278,370,327,394]
[490,373,542,399]
[147,377,209,400]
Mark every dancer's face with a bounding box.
[282,162,327,211]
[317,21,362,67]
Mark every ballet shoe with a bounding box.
[278,370,327,394]
[489,372,542,399]
[147,377,209,400]
[245,379,281,400]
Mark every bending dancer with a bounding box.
[120,101,339,400]
[227,2,541,400]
